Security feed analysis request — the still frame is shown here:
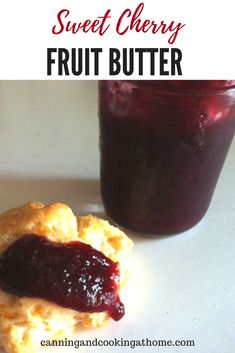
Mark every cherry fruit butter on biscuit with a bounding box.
[0,234,124,321]
[0,202,133,353]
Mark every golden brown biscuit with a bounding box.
[0,202,78,253]
[0,202,133,353]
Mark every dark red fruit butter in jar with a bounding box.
[98,80,235,235]
[0,235,124,321]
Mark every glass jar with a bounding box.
[98,81,235,235]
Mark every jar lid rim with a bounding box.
[125,80,235,90]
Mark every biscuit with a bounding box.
[0,202,133,353]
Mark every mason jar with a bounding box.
[98,81,235,235]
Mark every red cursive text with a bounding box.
[116,3,185,44]
[52,9,111,36]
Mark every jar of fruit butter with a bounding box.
[98,81,235,235]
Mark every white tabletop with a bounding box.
[0,81,234,353]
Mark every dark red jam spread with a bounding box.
[0,235,124,321]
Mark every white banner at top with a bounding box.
[0,0,234,79]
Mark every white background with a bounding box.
[0,81,235,352]
[0,0,234,78]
